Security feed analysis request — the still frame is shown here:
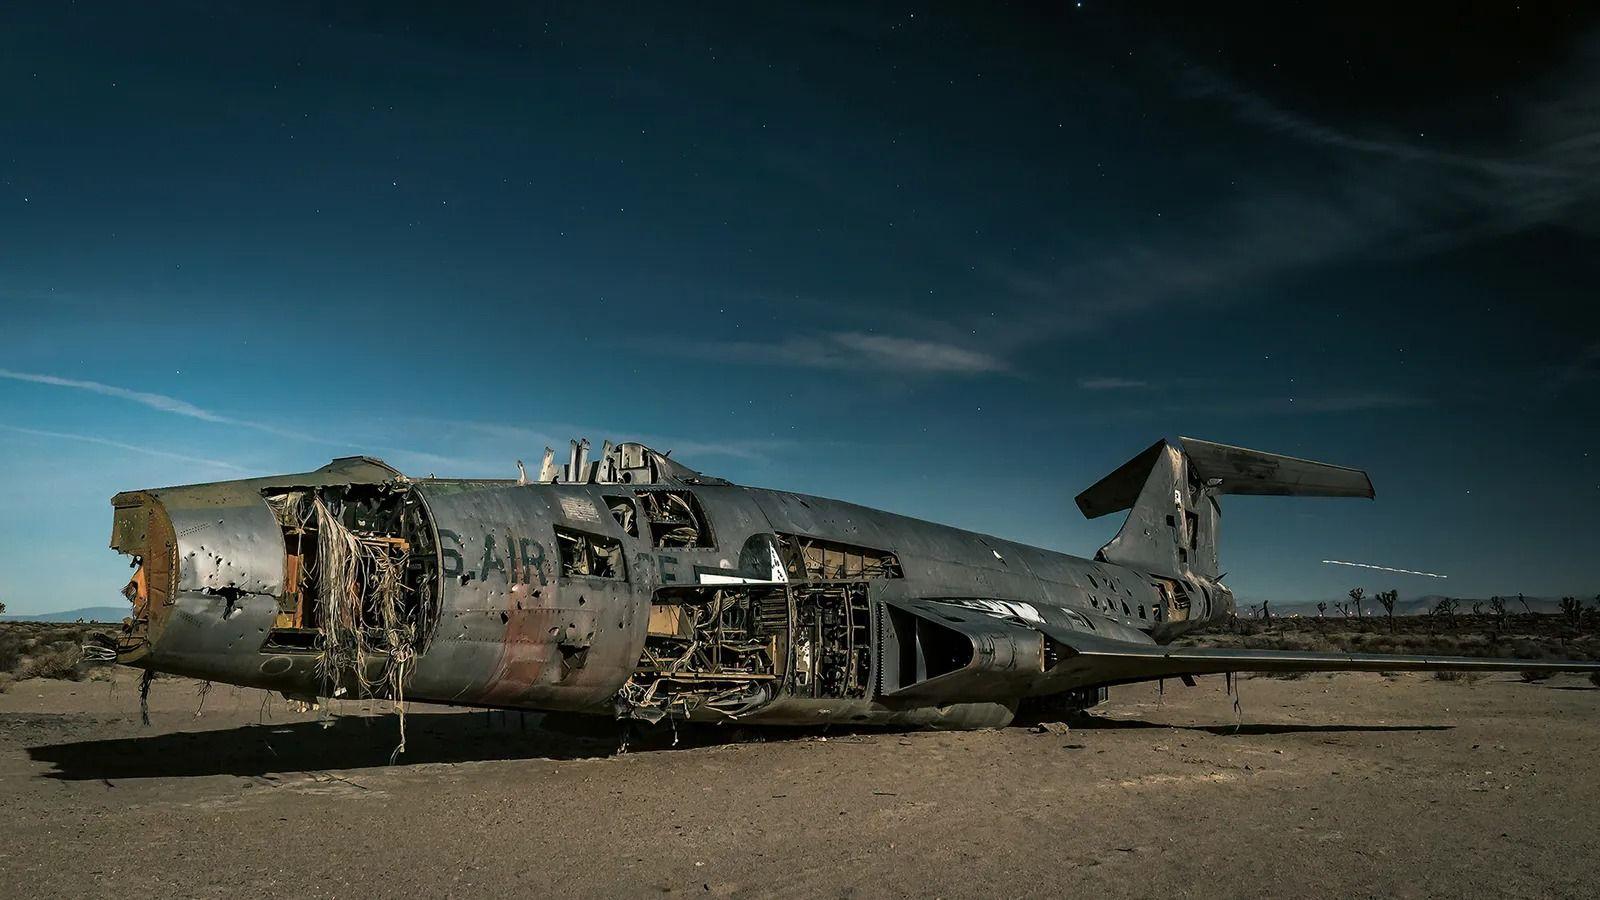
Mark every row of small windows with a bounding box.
[1084,571,1136,598]
[1087,593,1147,620]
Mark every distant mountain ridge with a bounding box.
[1262,594,1591,618]
[0,606,129,623]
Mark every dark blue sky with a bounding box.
[3,3,1597,614]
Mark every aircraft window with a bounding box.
[604,495,638,537]
[636,490,713,549]
[556,526,626,580]
[1138,604,1146,619]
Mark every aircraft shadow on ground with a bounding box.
[1071,714,1454,736]
[24,710,780,780]
[28,708,1459,780]
[26,709,916,780]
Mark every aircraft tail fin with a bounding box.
[1074,438,1374,583]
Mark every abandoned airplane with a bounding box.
[105,437,1599,730]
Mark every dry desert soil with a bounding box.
[2,668,1597,899]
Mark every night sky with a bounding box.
[2,4,1597,615]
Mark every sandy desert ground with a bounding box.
[2,668,1597,899]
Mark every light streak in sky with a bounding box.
[1321,559,1448,578]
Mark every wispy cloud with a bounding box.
[1078,376,1149,390]
[0,425,249,472]
[1182,67,1585,185]
[0,368,472,472]
[976,41,1600,350]
[1180,63,1600,242]
[0,368,327,443]
[1,368,233,423]
[690,331,1011,376]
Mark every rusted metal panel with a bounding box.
[408,480,646,713]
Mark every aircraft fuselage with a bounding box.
[109,448,1231,728]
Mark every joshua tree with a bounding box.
[1431,596,1459,623]
[1374,589,1399,629]
[1518,592,1531,615]
[1489,595,1508,626]
[1560,596,1583,627]
[1316,601,1328,618]
[1348,588,1365,618]
[1471,601,1482,616]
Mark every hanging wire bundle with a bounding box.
[311,494,416,760]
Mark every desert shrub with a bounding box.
[0,631,24,672]
[36,626,84,646]
[22,645,84,681]
[0,672,13,693]
[1519,670,1552,683]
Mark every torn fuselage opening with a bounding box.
[617,580,876,722]
[791,582,872,699]
[618,585,788,722]
[108,491,178,662]
[261,482,440,698]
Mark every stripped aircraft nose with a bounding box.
[106,456,435,692]
[109,476,303,684]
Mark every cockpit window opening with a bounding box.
[636,490,714,549]
[556,526,626,580]
[604,495,638,537]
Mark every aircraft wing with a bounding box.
[883,598,1600,701]
[1042,631,1600,691]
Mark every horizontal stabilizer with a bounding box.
[1074,439,1168,519]
[1180,437,1374,499]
